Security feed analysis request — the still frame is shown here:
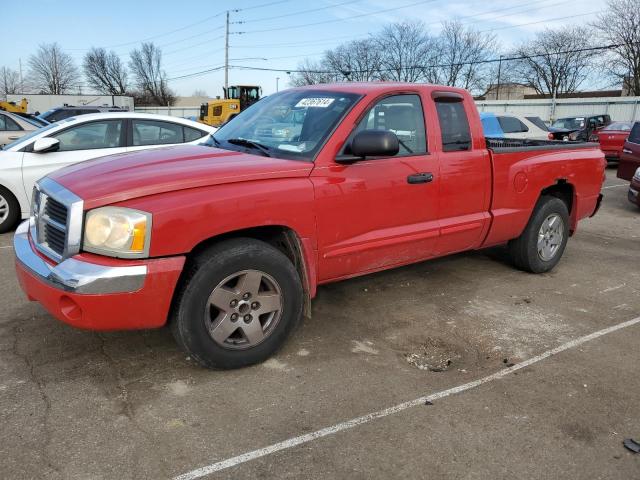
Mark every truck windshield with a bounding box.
[205,90,361,161]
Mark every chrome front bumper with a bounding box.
[14,220,147,294]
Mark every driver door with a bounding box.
[312,93,440,282]
[21,119,126,204]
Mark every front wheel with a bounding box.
[170,238,304,369]
[0,186,20,234]
[508,196,570,273]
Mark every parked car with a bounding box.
[549,114,611,141]
[13,83,605,369]
[12,112,50,127]
[0,112,216,232]
[589,121,632,164]
[481,112,552,140]
[628,167,640,208]
[38,105,128,123]
[480,112,504,138]
[0,110,42,147]
[618,121,640,181]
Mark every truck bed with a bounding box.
[486,137,598,153]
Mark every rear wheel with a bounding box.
[0,186,20,234]
[508,195,570,273]
[170,238,303,369]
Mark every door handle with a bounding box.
[407,172,434,184]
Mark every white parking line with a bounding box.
[0,245,12,250]
[174,315,640,480]
[602,184,628,189]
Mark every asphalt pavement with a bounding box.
[0,169,638,479]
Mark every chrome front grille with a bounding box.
[31,178,84,263]
[44,196,68,225]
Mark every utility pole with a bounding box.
[224,11,230,91]
[19,58,23,93]
[495,55,503,101]
[276,77,280,92]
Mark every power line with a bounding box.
[225,0,571,52]
[163,35,225,56]
[231,34,360,49]
[479,10,602,33]
[237,0,441,34]
[166,51,326,77]
[65,0,293,52]
[202,42,618,77]
[165,7,601,80]
[238,0,363,24]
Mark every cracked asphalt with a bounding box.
[1,169,639,479]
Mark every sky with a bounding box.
[2,0,604,98]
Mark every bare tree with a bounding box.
[129,42,174,105]
[83,48,128,95]
[592,0,640,95]
[0,67,20,97]
[374,21,434,82]
[28,43,79,94]
[436,20,497,92]
[513,26,598,97]
[325,38,383,82]
[192,89,208,97]
[289,58,336,86]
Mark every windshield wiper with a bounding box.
[210,135,221,147]
[226,138,272,157]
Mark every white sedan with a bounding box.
[0,112,216,232]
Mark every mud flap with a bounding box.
[590,193,603,217]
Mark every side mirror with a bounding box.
[338,130,399,164]
[33,137,60,153]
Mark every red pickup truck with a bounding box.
[14,83,605,369]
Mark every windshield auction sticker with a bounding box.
[295,98,335,108]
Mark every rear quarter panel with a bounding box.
[483,146,605,247]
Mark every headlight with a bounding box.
[83,207,152,258]
[634,167,640,181]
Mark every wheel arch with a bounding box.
[182,225,315,318]
[539,179,576,232]
[0,181,29,219]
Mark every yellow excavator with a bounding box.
[199,85,262,127]
[0,98,28,113]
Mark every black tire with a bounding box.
[508,195,570,273]
[170,238,304,369]
[0,186,20,234]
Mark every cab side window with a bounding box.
[352,94,427,156]
[435,99,471,152]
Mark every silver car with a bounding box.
[0,111,41,147]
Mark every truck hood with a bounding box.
[49,145,314,208]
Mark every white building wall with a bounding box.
[135,106,200,118]
[475,97,640,122]
[6,94,134,114]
